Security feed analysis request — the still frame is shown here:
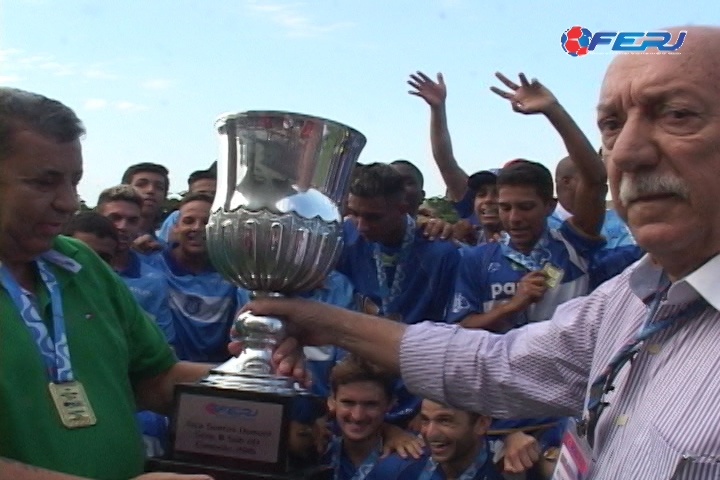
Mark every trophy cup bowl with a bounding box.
[154,111,366,480]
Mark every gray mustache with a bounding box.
[618,174,690,206]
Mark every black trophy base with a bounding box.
[165,378,327,477]
[146,457,331,480]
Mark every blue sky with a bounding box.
[1,1,717,204]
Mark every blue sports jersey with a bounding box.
[395,444,502,480]
[588,244,644,289]
[447,221,605,328]
[338,218,459,425]
[324,436,422,480]
[156,210,179,243]
[144,248,238,362]
[115,250,175,343]
[548,208,634,249]
[338,218,460,325]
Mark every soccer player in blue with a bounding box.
[323,355,422,480]
[121,162,170,238]
[338,163,460,326]
[156,165,217,243]
[96,185,175,344]
[338,163,460,427]
[144,192,238,362]
[389,399,502,480]
[448,72,610,331]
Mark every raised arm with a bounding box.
[491,72,606,236]
[408,71,469,202]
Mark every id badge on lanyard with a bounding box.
[552,418,593,480]
[0,258,96,429]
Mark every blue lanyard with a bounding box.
[499,229,552,271]
[418,448,488,480]
[372,215,415,315]
[0,259,74,383]
[584,278,708,442]
[331,437,382,480]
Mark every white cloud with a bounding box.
[84,98,108,110]
[244,0,353,38]
[142,78,172,90]
[0,75,22,83]
[115,101,148,112]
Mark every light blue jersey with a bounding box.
[144,248,238,362]
[548,208,634,249]
[448,222,605,328]
[115,250,175,343]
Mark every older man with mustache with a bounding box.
[240,26,720,479]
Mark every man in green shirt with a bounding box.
[0,88,213,480]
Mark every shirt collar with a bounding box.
[630,253,720,311]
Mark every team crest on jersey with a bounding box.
[184,295,203,315]
[451,293,471,314]
[488,262,501,273]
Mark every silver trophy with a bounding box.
[159,111,365,479]
[207,111,365,385]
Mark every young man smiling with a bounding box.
[448,72,609,332]
[324,355,421,480]
[394,399,501,480]
[144,192,239,362]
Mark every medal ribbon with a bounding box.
[330,437,383,480]
[373,214,415,315]
[499,228,552,271]
[0,254,75,383]
[418,447,489,480]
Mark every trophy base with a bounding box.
[165,372,326,477]
[145,457,331,480]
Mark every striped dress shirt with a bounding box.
[400,254,720,479]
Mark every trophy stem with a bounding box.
[215,292,287,377]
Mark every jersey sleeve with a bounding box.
[429,245,461,323]
[558,219,607,258]
[445,245,488,323]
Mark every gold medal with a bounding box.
[541,263,564,289]
[48,381,97,429]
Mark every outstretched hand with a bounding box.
[408,71,447,108]
[490,72,558,115]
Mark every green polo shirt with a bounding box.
[0,236,178,480]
